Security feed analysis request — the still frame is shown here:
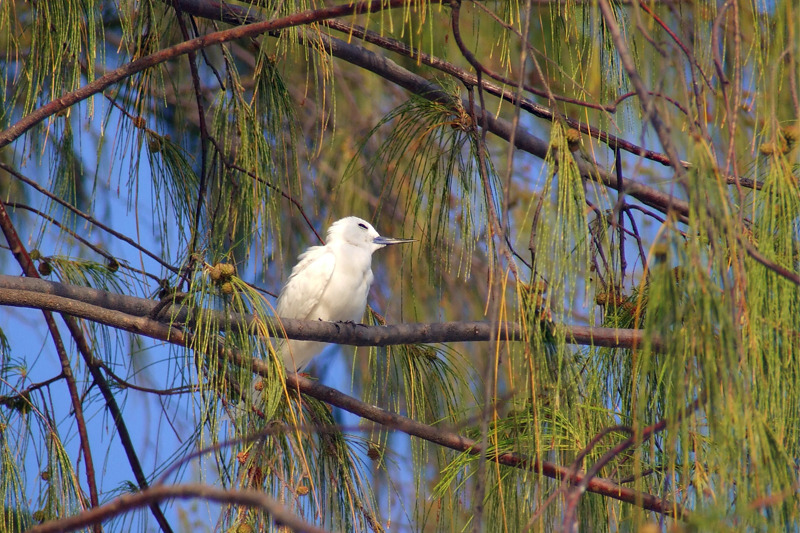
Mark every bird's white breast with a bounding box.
[312,242,373,322]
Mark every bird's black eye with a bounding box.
[358,223,368,230]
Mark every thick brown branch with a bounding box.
[305,31,691,219]
[25,483,332,533]
[0,274,655,349]
[0,0,419,149]
[287,375,686,518]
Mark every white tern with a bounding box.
[276,216,414,371]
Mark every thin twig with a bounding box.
[5,203,116,262]
[0,373,65,402]
[615,147,627,288]
[743,240,800,285]
[0,202,174,533]
[562,398,703,531]
[207,134,324,244]
[597,0,686,179]
[636,1,714,90]
[453,1,519,282]
[561,425,634,530]
[1,162,179,274]
[3,202,161,284]
[171,2,210,282]
[0,200,101,533]
[98,361,200,396]
[451,2,518,522]
[623,207,649,277]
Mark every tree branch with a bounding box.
[285,376,686,519]
[25,483,332,533]
[170,1,211,268]
[562,398,703,530]
[0,200,101,533]
[597,0,686,178]
[0,0,694,223]
[304,30,691,220]
[0,0,420,149]
[0,162,179,274]
[319,19,683,169]
[0,274,656,349]
[742,240,800,285]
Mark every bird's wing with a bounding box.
[275,247,336,320]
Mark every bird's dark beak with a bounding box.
[373,236,416,246]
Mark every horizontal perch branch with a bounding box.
[0,275,654,349]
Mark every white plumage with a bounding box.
[276,216,413,371]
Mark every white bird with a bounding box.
[276,216,414,371]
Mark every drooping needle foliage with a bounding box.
[0,0,799,532]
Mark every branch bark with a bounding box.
[305,30,691,220]
[287,374,687,519]
[25,483,332,533]
[0,274,655,349]
[0,0,419,149]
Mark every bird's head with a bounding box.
[327,216,415,253]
